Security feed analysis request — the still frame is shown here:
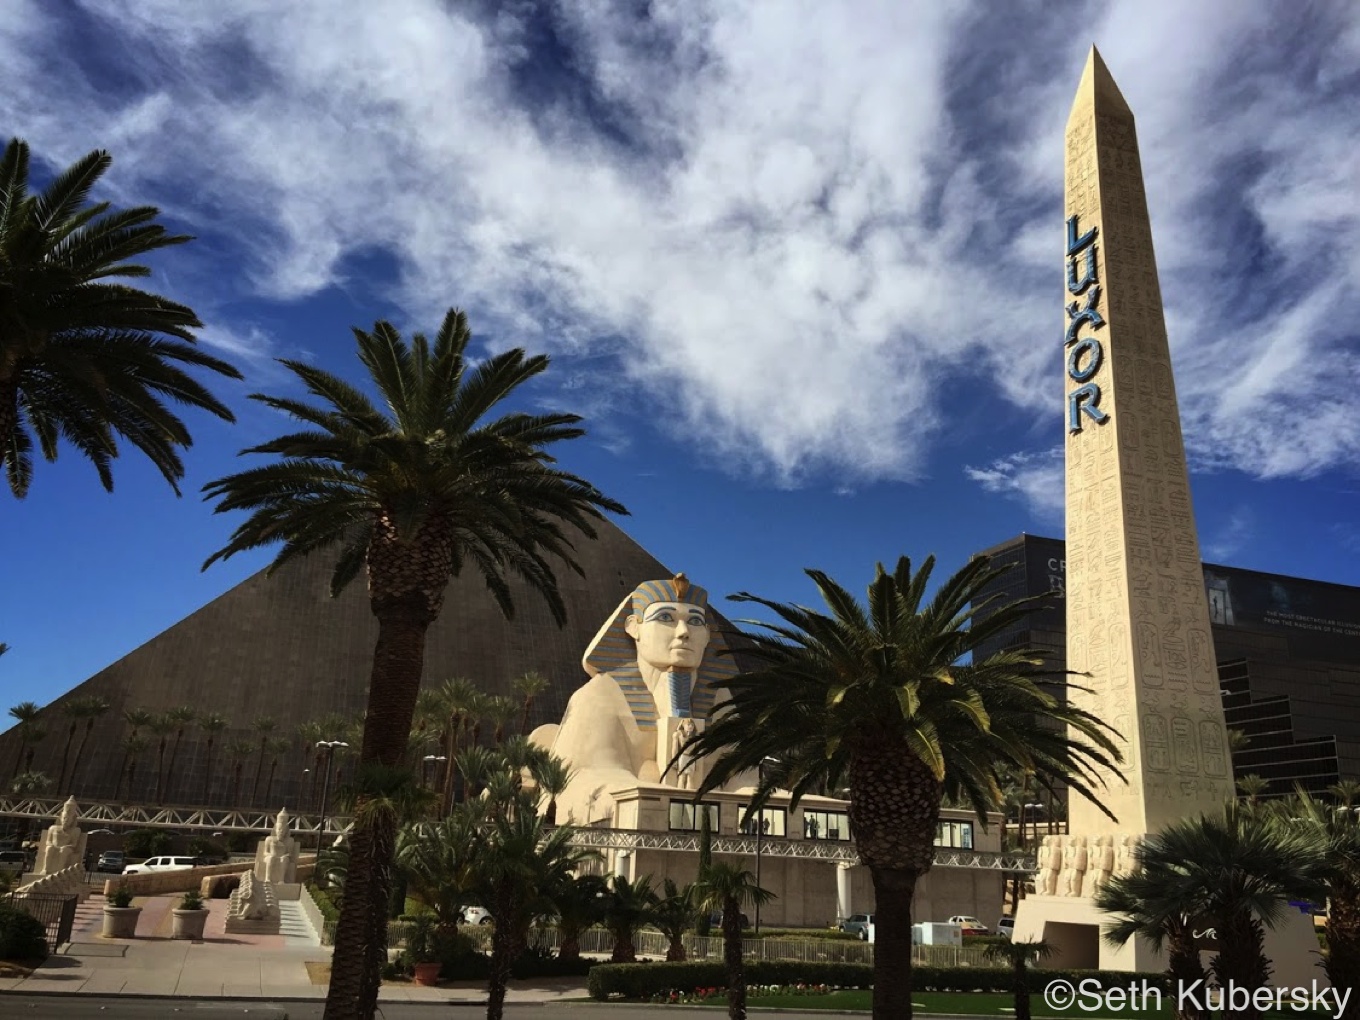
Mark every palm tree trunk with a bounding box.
[1167,926,1209,1020]
[127,758,139,798]
[154,738,169,802]
[310,752,323,808]
[323,598,433,1020]
[252,738,267,804]
[1326,880,1360,1020]
[232,763,243,810]
[202,739,216,805]
[559,924,581,962]
[518,698,532,736]
[610,925,636,963]
[1211,911,1269,1020]
[11,734,27,780]
[265,759,279,806]
[55,722,78,792]
[486,917,521,1020]
[869,866,918,1020]
[667,934,686,962]
[165,733,185,802]
[722,898,745,1020]
[1012,958,1031,1020]
[71,721,96,795]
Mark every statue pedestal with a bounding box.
[1014,893,1324,988]
[254,809,300,886]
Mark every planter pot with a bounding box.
[412,961,442,986]
[102,905,142,938]
[172,908,209,940]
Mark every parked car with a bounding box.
[122,855,198,875]
[96,851,126,873]
[839,913,875,940]
[460,906,494,925]
[997,916,1015,940]
[0,850,27,873]
[948,914,990,936]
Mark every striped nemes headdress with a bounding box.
[582,574,740,727]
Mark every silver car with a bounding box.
[839,912,875,940]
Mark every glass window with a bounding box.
[669,801,720,832]
[802,809,852,841]
[934,820,974,849]
[738,805,786,837]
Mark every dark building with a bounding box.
[0,520,753,811]
[974,534,1360,798]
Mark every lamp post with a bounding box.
[315,740,348,853]
[422,754,447,789]
[754,755,779,935]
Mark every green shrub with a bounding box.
[107,884,135,908]
[124,828,173,859]
[587,961,1169,1001]
[185,837,227,861]
[178,890,204,911]
[756,927,862,942]
[0,903,49,962]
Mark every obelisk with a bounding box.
[1061,47,1234,836]
[1012,50,1328,978]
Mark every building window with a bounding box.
[669,801,719,832]
[935,820,974,849]
[802,809,851,841]
[738,806,786,837]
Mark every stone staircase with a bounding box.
[278,899,320,945]
[224,874,280,936]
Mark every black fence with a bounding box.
[3,892,78,951]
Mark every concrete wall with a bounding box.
[103,856,315,896]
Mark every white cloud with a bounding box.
[1,0,1355,486]
[1202,507,1256,562]
[964,449,1065,523]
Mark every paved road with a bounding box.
[0,996,860,1018]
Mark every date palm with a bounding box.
[695,862,773,1020]
[530,752,572,826]
[602,874,657,964]
[512,671,549,736]
[653,878,699,962]
[161,705,196,802]
[115,707,152,799]
[485,695,518,746]
[54,696,99,793]
[456,745,500,802]
[198,713,228,805]
[226,738,255,810]
[689,554,1123,1020]
[201,309,623,1020]
[545,871,607,962]
[117,734,149,800]
[435,678,479,810]
[148,713,176,802]
[68,695,110,794]
[7,701,42,779]
[262,736,292,807]
[982,939,1055,1020]
[0,139,241,498]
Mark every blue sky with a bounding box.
[2,1,1358,716]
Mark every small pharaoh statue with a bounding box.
[1036,835,1064,896]
[1088,835,1116,895]
[35,796,86,875]
[672,716,699,792]
[255,808,299,884]
[1113,833,1140,878]
[1061,835,1089,897]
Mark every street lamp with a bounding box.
[315,740,349,853]
[754,756,780,935]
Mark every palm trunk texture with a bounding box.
[486,918,522,1020]
[56,723,77,792]
[202,741,216,805]
[1167,926,1208,1020]
[1210,911,1270,1020]
[71,723,95,794]
[1012,960,1032,1020]
[1326,882,1360,1020]
[323,595,433,1020]
[722,899,746,1020]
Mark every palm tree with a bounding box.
[512,671,549,736]
[602,874,657,963]
[297,719,326,808]
[1280,790,1360,1010]
[148,713,176,802]
[1237,773,1269,807]
[500,735,545,795]
[10,769,51,795]
[531,754,573,826]
[262,736,292,807]
[653,878,699,962]
[982,939,1055,1020]
[456,745,500,802]
[688,554,1122,1020]
[7,701,42,779]
[1102,805,1323,1020]
[201,309,623,1020]
[198,713,229,805]
[226,739,255,810]
[250,715,277,805]
[435,677,479,810]
[54,697,95,793]
[161,705,196,802]
[696,862,774,1020]
[1096,862,1210,1020]
[116,734,149,801]
[546,871,607,962]
[115,708,153,799]
[474,811,593,1020]
[0,138,241,498]
[396,813,480,928]
[67,695,110,794]
[485,695,518,746]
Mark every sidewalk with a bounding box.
[0,893,588,1004]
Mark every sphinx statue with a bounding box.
[531,574,739,825]
[35,796,86,876]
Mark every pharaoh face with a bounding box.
[625,601,711,671]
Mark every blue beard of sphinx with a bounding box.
[667,671,692,718]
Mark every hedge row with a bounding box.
[588,961,1170,1001]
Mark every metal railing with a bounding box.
[3,892,78,952]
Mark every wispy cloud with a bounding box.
[2,1,1355,488]
[964,448,1065,523]
[1202,507,1256,562]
